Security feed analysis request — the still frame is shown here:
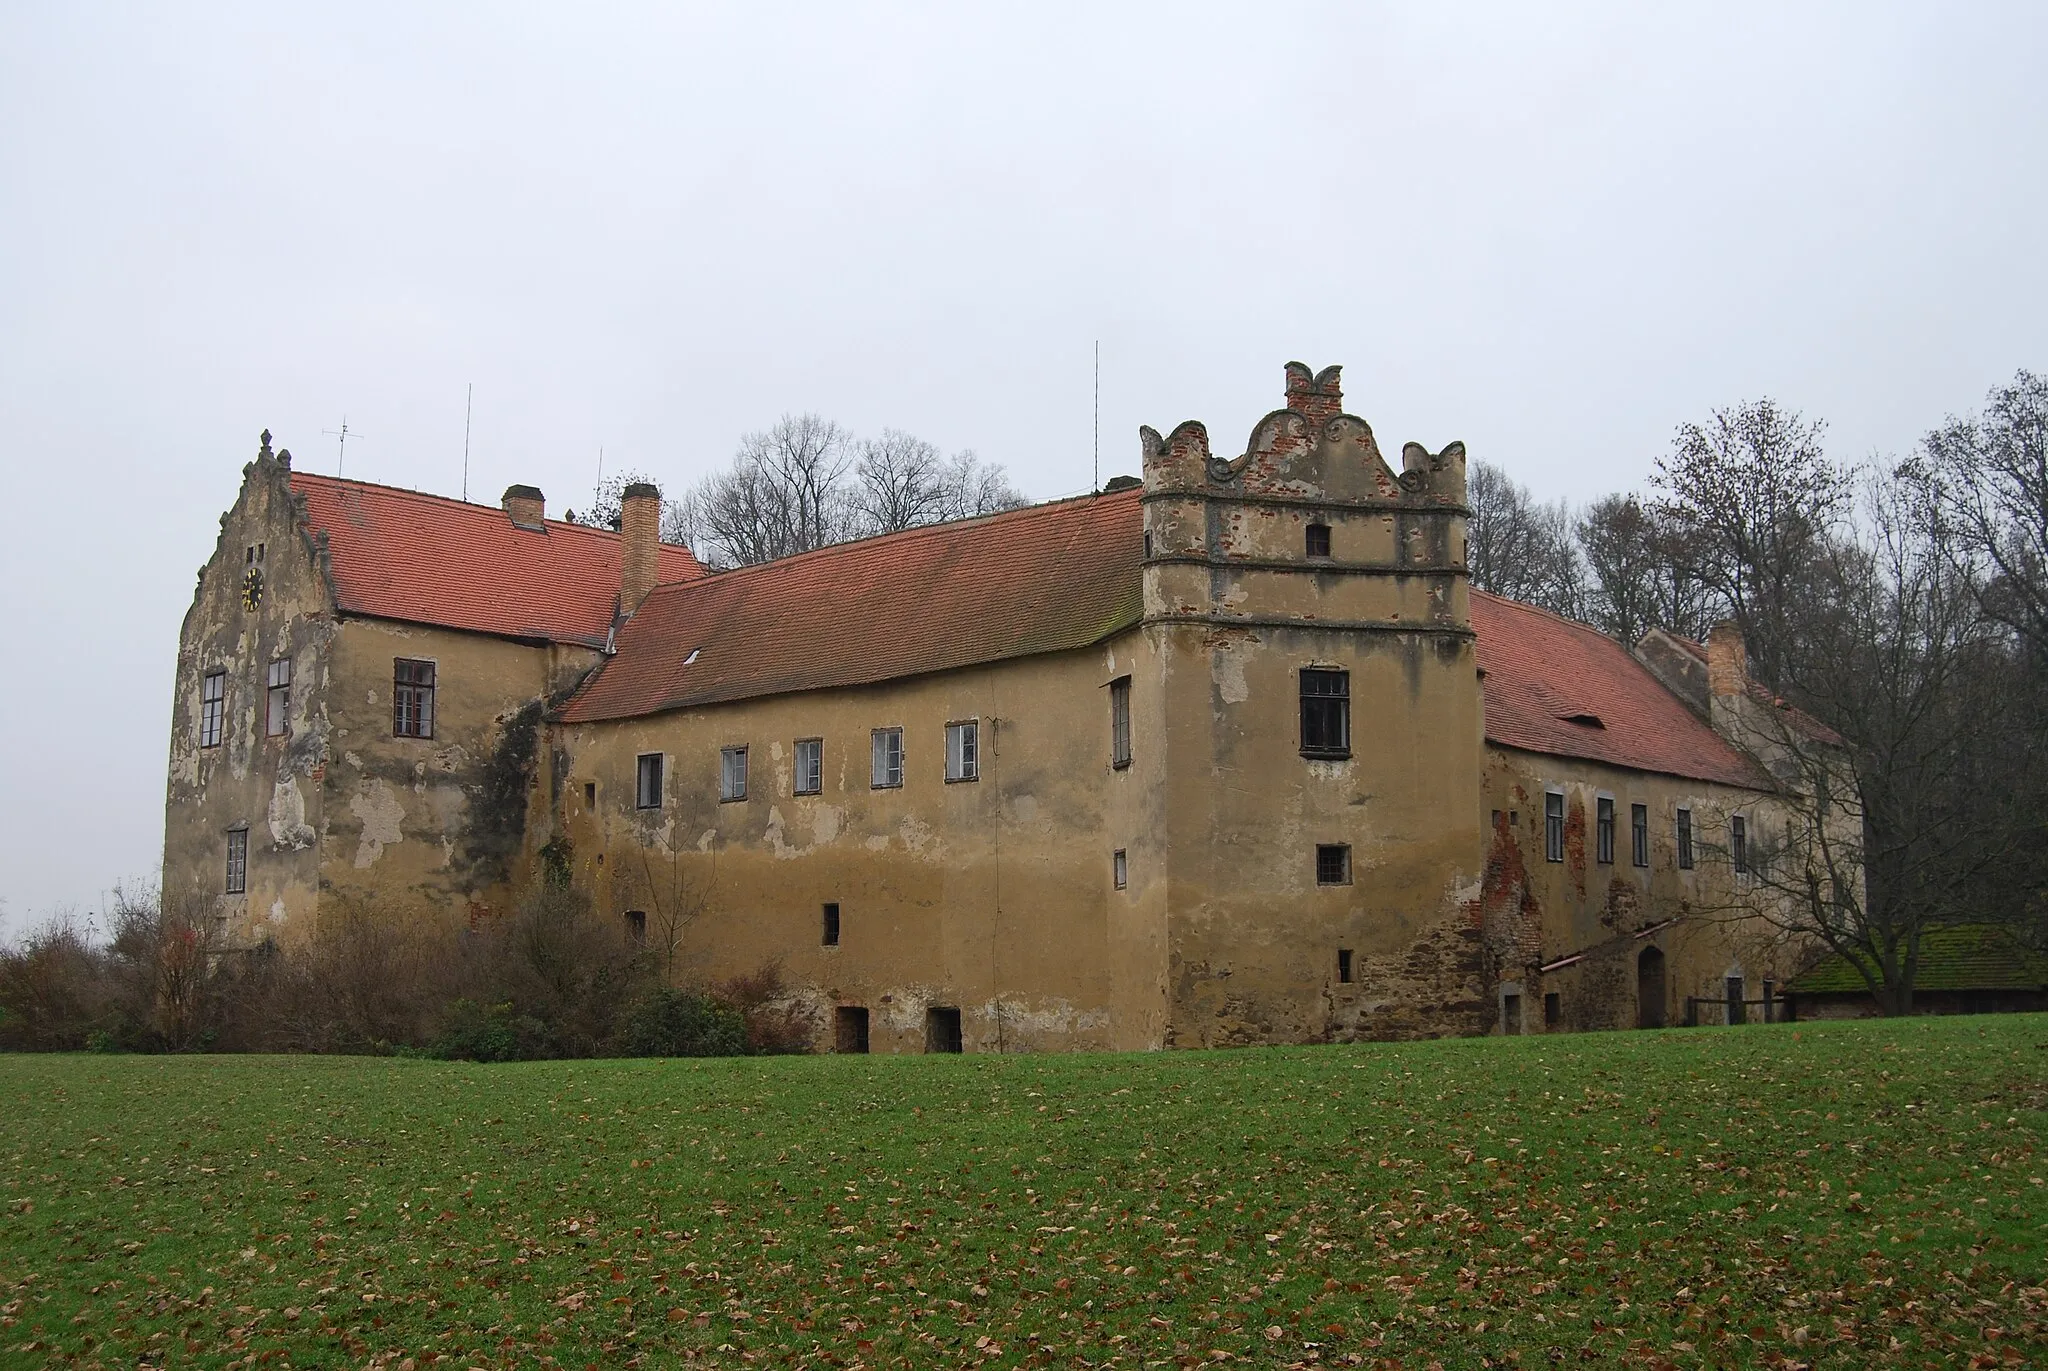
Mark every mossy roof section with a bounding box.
[557,488,1147,721]
[1790,924,2048,994]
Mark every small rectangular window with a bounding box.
[1315,843,1351,886]
[393,659,435,738]
[1300,668,1351,758]
[1112,849,1128,890]
[1544,991,1561,1027]
[720,746,748,802]
[835,1006,870,1054]
[945,720,979,782]
[925,1006,963,1054]
[871,728,903,789]
[265,658,291,737]
[1502,992,1523,1035]
[1676,807,1694,869]
[225,828,247,894]
[1595,796,1614,865]
[821,902,841,947]
[1544,791,1565,863]
[636,753,664,809]
[1731,815,1748,873]
[1109,676,1132,769]
[583,781,597,808]
[624,909,647,946]
[794,737,823,795]
[1631,802,1649,868]
[1336,948,1353,984]
[199,670,226,749]
[1306,522,1332,558]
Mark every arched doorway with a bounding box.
[1637,946,1667,1029]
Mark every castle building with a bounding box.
[164,362,1832,1050]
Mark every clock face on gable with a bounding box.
[241,566,264,611]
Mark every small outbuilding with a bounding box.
[1786,925,2048,1019]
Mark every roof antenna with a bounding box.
[322,416,360,477]
[461,383,473,501]
[1092,339,1100,494]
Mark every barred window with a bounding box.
[1306,522,1332,558]
[200,670,226,749]
[1316,843,1351,885]
[393,659,435,738]
[720,746,748,802]
[225,828,247,895]
[1544,791,1565,863]
[871,728,903,789]
[636,753,664,809]
[1676,807,1695,870]
[1109,677,1132,769]
[265,658,291,737]
[945,720,979,782]
[1300,669,1350,758]
[794,737,823,795]
[1596,796,1615,865]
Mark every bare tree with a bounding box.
[849,432,1026,535]
[1576,494,1717,644]
[1919,370,2048,654]
[1466,459,1585,617]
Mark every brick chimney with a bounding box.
[618,482,661,617]
[1283,361,1344,426]
[503,484,546,530]
[1707,620,1748,699]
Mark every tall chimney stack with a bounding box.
[502,484,546,529]
[1706,620,1748,699]
[618,482,661,617]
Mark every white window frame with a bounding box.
[636,752,664,809]
[1113,848,1128,890]
[871,727,903,789]
[945,720,979,782]
[720,745,748,802]
[794,737,823,796]
[265,657,291,737]
[200,669,226,749]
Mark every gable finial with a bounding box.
[258,429,273,460]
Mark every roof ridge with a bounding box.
[289,470,686,547]
[1469,587,1615,642]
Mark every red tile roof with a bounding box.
[1471,592,1770,788]
[557,490,1146,722]
[291,471,702,648]
[1655,631,1844,746]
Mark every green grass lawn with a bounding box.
[3,1017,2044,1370]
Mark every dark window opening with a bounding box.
[1731,815,1748,873]
[1336,948,1354,984]
[1109,677,1132,769]
[393,658,435,738]
[636,753,664,809]
[1725,975,1745,1025]
[821,902,840,947]
[1143,531,1153,559]
[265,658,291,737]
[1305,522,1332,558]
[1544,791,1565,862]
[1315,843,1351,886]
[225,828,247,895]
[925,1006,963,1054]
[836,1006,870,1054]
[1112,849,1127,890]
[1502,992,1523,1035]
[794,737,823,795]
[1300,668,1350,758]
[1544,991,1561,1027]
[1491,808,1503,829]
[1595,796,1615,865]
[583,781,597,807]
[1631,802,1649,867]
[1677,808,1694,869]
[625,910,646,946]
[200,669,226,749]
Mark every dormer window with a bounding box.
[1305,523,1332,558]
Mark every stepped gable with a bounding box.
[1472,591,1770,788]
[558,488,1146,722]
[291,471,702,648]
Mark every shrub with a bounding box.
[427,999,554,1062]
[714,961,814,1055]
[613,987,749,1058]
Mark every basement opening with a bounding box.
[835,1006,870,1054]
[1336,948,1353,984]
[925,1007,963,1054]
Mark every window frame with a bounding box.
[1109,676,1132,770]
[944,719,979,783]
[265,657,291,738]
[1315,843,1352,886]
[1676,806,1695,870]
[225,827,248,895]
[1731,814,1748,874]
[821,902,841,947]
[624,909,647,946]
[392,658,436,739]
[635,752,665,810]
[870,727,904,790]
[1336,947,1354,984]
[1543,790,1565,863]
[719,745,748,802]
[1305,522,1332,558]
[1112,848,1128,890]
[1630,802,1649,868]
[794,737,823,796]
[1299,667,1351,759]
[1595,795,1615,865]
[199,669,226,749]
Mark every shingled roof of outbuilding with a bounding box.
[291,471,702,649]
[556,489,1146,722]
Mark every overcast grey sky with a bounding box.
[1,3,2042,932]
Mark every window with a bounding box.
[1113,849,1128,890]
[794,737,823,795]
[1315,843,1351,885]
[1544,991,1561,1027]
[821,902,840,947]
[583,781,597,808]
[1299,668,1350,758]
[1544,791,1565,863]
[624,910,646,946]
[1595,796,1615,865]
[926,1006,963,1054]
[720,746,748,802]
[1676,807,1694,869]
[1631,803,1649,868]
[1306,522,1332,558]
[636,753,664,809]
[835,1006,870,1054]
[1336,948,1354,984]
[393,659,435,738]
[1731,815,1748,874]
[1109,677,1132,769]
[871,728,903,789]
[199,670,226,749]
[265,658,291,737]
[225,828,247,894]
[1502,992,1523,1035]
[945,720,979,782]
